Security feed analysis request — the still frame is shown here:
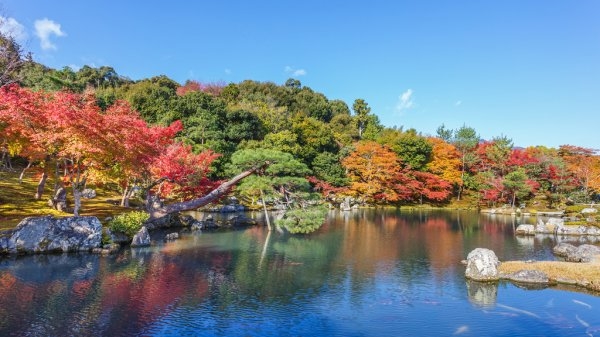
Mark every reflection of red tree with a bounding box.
[71,279,94,301]
[99,257,189,332]
[96,251,218,335]
[0,272,36,313]
[421,217,464,281]
[0,273,17,293]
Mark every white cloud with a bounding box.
[34,18,65,50]
[284,65,307,77]
[396,89,414,113]
[68,64,81,71]
[0,17,28,42]
[455,100,462,106]
[293,69,306,76]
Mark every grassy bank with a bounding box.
[0,167,128,230]
[500,260,600,292]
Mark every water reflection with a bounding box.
[466,280,498,308]
[0,210,599,336]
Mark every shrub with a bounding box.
[109,211,149,237]
[275,206,328,234]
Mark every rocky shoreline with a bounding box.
[464,245,600,293]
[0,211,258,256]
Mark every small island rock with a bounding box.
[465,248,500,281]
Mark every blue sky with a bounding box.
[2,0,599,149]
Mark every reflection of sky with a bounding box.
[2,210,600,336]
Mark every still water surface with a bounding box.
[1,210,600,336]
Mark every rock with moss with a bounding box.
[0,216,102,255]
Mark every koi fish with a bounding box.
[576,314,590,328]
[573,299,592,309]
[453,325,469,335]
[497,303,540,318]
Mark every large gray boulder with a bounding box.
[465,248,500,281]
[553,242,577,257]
[131,226,151,247]
[567,244,600,262]
[552,243,600,262]
[0,216,102,254]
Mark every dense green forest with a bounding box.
[1,32,599,233]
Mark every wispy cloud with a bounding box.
[224,68,232,75]
[68,64,82,71]
[284,65,307,77]
[34,18,65,50]
[0,17,28,42]
[396,89,414,113]
[455,100,462,106]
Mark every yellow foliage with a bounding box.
[426,137,461,185]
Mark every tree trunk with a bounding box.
[18,160,32,183]
[148,164,267,220]
[53,161,61,195]
[260,190,272,231]
[120,184,131,207]
[1,150,13,170]
[0,149,5,169]
[73,187,82,216]
[35,170,48,199]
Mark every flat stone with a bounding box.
[503,270,549,284]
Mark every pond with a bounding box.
[1,209,599,336]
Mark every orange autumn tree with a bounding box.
[559,145,600,199]
[426,137,461,187]
[342,141,404,203]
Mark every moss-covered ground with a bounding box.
[0,166,130,230]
